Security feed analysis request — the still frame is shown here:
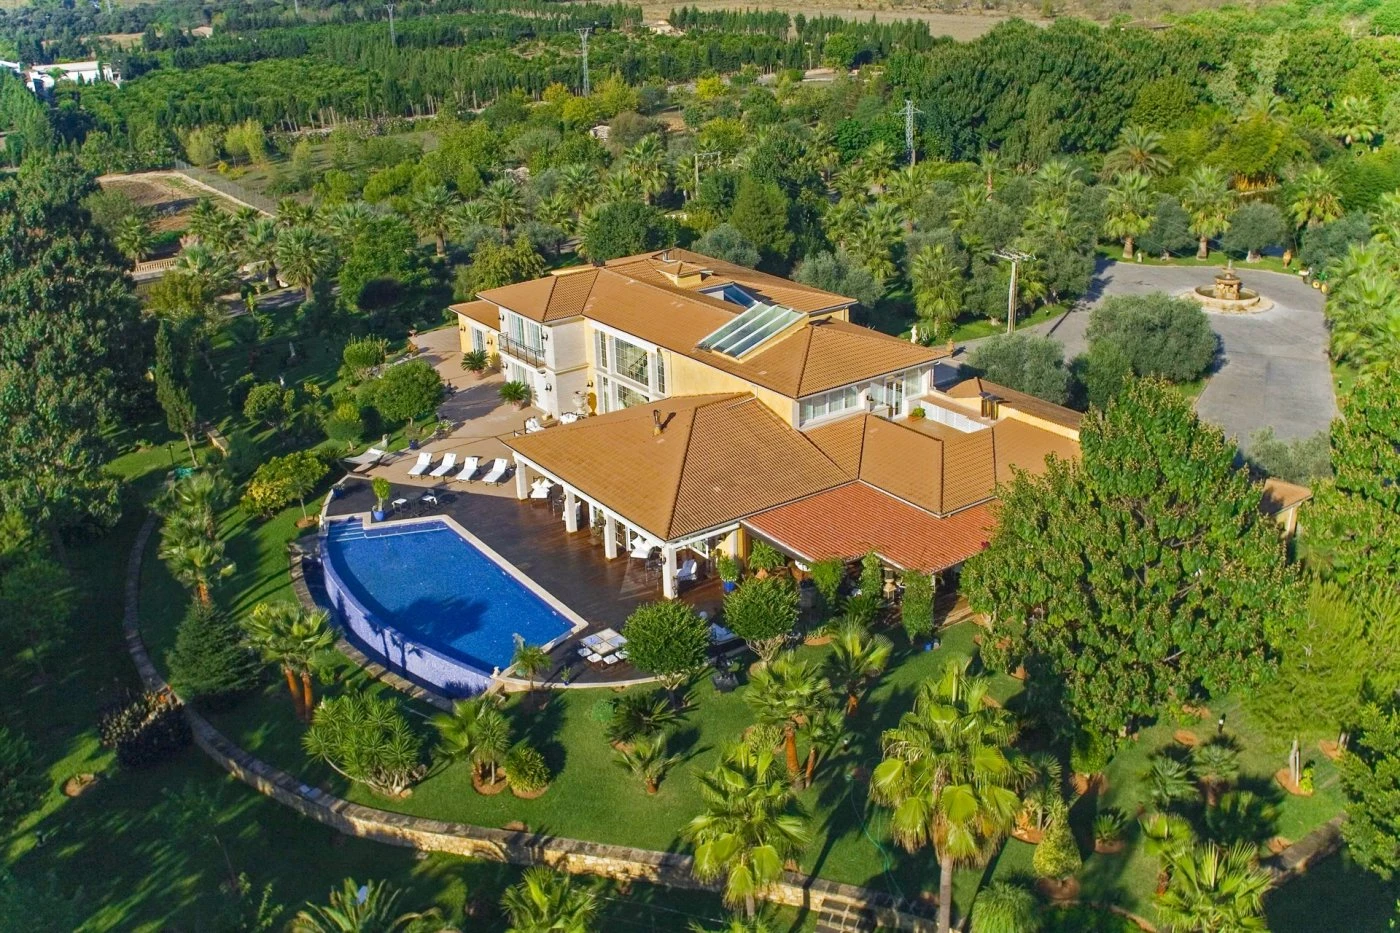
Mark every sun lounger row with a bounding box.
[405,452,511,484]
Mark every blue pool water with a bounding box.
[323,519,573,676]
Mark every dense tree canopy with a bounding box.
[963,379,1301,735]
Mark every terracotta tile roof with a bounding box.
[448,299,500,330]
[605,248,856,313]
[946,377,1084,430]
[477,268,602,323]
[1260,477,1312,513]
[806,412,1078,515]
[745,483,996,573]
[503,394,850,540]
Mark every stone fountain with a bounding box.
[1187,263,1272,314]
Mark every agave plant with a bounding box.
[1190,738,1242,806]
[1145,753,1195,811]
[1093,808,1128,850]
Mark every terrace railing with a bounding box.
[499,335,545,367]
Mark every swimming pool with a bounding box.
[321,518,579,697]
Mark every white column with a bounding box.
[514,460,530,500]
[603,514,618,560]
[662,545,679,599]
[563,490,579,533]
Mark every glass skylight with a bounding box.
[700,282,759,308]
[697,302,801,357]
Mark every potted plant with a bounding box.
[463,349,489,378]
[746,540,786,579]
[499,380,532,410]
[371,477,391,522]
[909,406,926,420]
[1093,808,1128,854]
[716,553,741,592]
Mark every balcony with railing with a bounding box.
[499,335,546,367]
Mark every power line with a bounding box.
[577,27,592,96]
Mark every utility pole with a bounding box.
[386,3,396,47]
[993,247,1032,335]
[578,27,592,96]
[901,99,922,166]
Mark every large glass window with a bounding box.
[612,337,650,386]
[616,383,649,410]
[471,328,485,353]
[594,329,608,369]
[800,386,859,424]
[656,350,667,395]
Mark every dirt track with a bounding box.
[636,1,1032,38]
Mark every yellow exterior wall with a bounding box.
[455,316,499,358]
[665,351,799,425]
[1001,408,1080,441]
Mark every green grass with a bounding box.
[863,284,1066,344]
[1094,244,1295,276]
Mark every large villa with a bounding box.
[320,248,1305,698]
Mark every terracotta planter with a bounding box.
[1319,740,1342,761]
[1094,839,1126,855]
[512,784,549,800]
[1173,729,1200,747]
[62,773,100,798]
[1036,877,1080,903]
[1071,772,1107,796]
[803,634,832,647]
[1275,769,1314,797]
[1012,826,1044,845]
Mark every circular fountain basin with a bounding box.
[1186,285,1272,314]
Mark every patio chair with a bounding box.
[406,452,433,477]
[677,558,699,584]
[524,416,544,433]
[420,492,440,507]
[344,447,386,472]
[454,455,481,481]
[559,412,580,425]
[428,452,458,478]
[529,479,554,500]
[390,497,409,514]
[480,458,510,484]
[629,538,656,560]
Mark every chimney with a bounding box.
[652,409,663,436]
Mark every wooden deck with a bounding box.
[323,476,727,687]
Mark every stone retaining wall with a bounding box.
[123,514,941,931]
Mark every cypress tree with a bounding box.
[167,601,262,706]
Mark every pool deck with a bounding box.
[321,476,728,688]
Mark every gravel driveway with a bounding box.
[959,260,1337,449]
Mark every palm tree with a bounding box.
[826,620,893,714]
[557,163,601,217]
[684,742,812,918]
[1154,842,1271,932]
[202,210,244,256]
[511,641,551,694]
[1033,157,1083,206]
[174,243,237,296]
[478,179,526,235]
[276,225,333,301]
[799,704,846,787]
[501,866,599,933]
[622,134,670,204]
[240,602,335,721]
[615,731,681,793]
[323,201,378,247]
[241,216,280,287]
[1102,124,1172,179]
[535,192,574,233]
[745,653,831,786]
[159,471,228,534]
[1289,165,1343,230]
[863,139,897,191]
[277,197,317,228]
[186,197,223,242]
[1102,170,1154,259]
[431,696,512,786]
[292,877,442,932]
[158,531,233,607]
[113,212,153,264]
[909,244,964,343]
[1330,95,1379,149]
[1181,165,1232,260]
[1190,740,1241,807]
[844,201,902,286]
[869,658,1022,933]
[411,184,459,256]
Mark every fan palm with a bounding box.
[622,134,670,204]
[291,877,441,932]
[1190,740,1241,806]
[1103,124,1172,179]
[1330,95,1379,148]
[511,642,551,694]
[1181,165,1232,259]
[159,471,228,532]
[799,704,846,787]
[241,216,280,287]
[431,696,512,786]
[606,689,683,743]
[323,201,378,247]
[113,212,152,264]
[158,532,233,608]
[1015,751,1064,835]
[1154,842,1271,932]
[411,184,459,256]
[863,139,897,191]
[910,244,964,343]
[535,191,574,232]
[1289,165,1343,229]
[1141,811,1196,869]
[1033,157,1083,206]
[557,163,601,216]
[174,243,237,296]
[240,602,335,720]
[478,179,526,234]
[277,197,317,228]
[870,658,1022,933]
[615,731,681,794]
[1102,170,1154,259]
[844,201,902,285]
[501,866,599,933]
[826,620,893,714]
[745,653,831,785]
[275,225,333,301]
[684,742,812,918]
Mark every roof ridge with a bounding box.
[663,398,709,539]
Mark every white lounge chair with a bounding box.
[629,538,656,559]
[677,558,699,583]
[559,412,580,425]
[529,480,554,500]
[524,417,544,433]
[480,458,510,484]
[455,455,481,481]
[406,452,433,477]
[429,452,458,478]
[344,447,386,472]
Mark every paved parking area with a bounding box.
[962,261,1337,449]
